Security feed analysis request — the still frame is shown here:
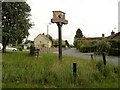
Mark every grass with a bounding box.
[2,51,120,88]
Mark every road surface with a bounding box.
[53,48,119,66]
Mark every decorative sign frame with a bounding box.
[51,11,68,24]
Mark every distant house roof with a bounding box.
[82,32,120,40]
[83,37,103,40]
[107,32,120,39]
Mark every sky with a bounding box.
[26,0,119,44]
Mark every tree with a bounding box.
[24,40,34,44]
[2,2,32,52]
[73,28,84,47]
[46,34,53,42]
[65,40,70,47]
[53,39,66,47]
[74,28,83,39]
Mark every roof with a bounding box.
[34,34,51,41]
[82,37,103,40]
[83,32,120,40]
[53,11,65,14]
[107,32,120,39]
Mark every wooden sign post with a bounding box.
[51,11,68,61]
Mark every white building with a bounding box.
[34,34,52,49]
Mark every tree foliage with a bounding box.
[65,40,70,47]
[53,39,66,47]
[46,34,53,42]
[73,28,84,47]
[24,40,33,44]
[74,28,83,39]
[95,39,111,54]
[2,2,32,52]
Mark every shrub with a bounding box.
[95,39,111,55]
[108,48,120,56]
[108,39,120,56]
[108,39,120,49]
[79,45,95,53]
[95,61,119,80]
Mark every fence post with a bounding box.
[91,54,94,60]
[73,62,77,83]
[102,52,106,65]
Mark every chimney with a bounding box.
[102,34,105,37]
[111,31,115,35]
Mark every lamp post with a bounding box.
[47,23,51,53]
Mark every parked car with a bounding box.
[6,46,17,51]
[0,47,2,51]
[0,43,3,51]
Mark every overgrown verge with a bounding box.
[2,51,119,88]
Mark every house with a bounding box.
[82,31,120,44]
[34,33,52,49]
[81,34,104,44]
[107,31,120,39]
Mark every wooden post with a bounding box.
[102,52,106,65]
[91,54,94,60]
[73,62,77,83]
[57,23,63,61]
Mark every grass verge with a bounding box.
[2,51,120,88]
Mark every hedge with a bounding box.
[108,48,120,56]
[79,45,95,53]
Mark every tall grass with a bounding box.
[2,51,119,88]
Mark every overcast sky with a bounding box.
[26,0,119,44]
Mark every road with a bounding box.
[53,48,119,66]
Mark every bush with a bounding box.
[79,45,95,53]
[108,39,120,56]
[108,48,120,56]
[95,39,111,55]
[108,39,120,49]
[95,61,110,78]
